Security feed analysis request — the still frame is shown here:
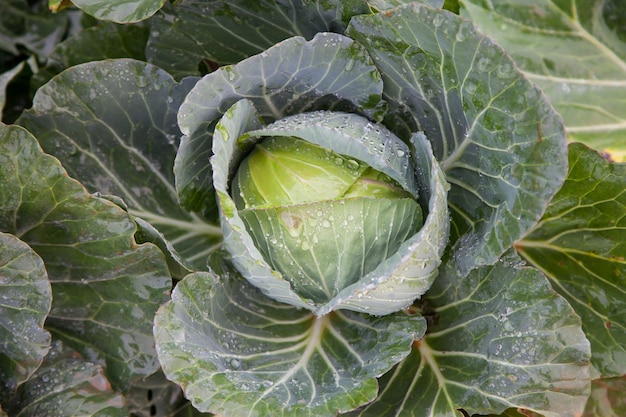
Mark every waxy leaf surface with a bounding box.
[0,123,171,391]
[18,59,220,271]
[0,232,51,402]
[516,143,626,377]
[460,0,626,161]
[345,257,591,417]
[155,258,426,417]
[347,4,568,276]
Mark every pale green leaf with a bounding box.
[347,4,568,276]
[0,123,171,391]
[154,256,426,417]
[516,143,626,377]
[459,0,626,161]
[0,232,51,403]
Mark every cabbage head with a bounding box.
[211,104,449,315]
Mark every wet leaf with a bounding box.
[516,143,626,377]
[0,123,171,391]
[0,232,51,403]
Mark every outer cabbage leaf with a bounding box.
[345,255,591,417]
[0,232,51,403]
[347,4,568,276]
[5,341,127,416]
[0,123,171,391]
[516,143,626,377]
[583,376,626,417]
[0,0,67,57]
[147,0,372,79]
[460,0,626,161]
[176,32,387,221]
[214,101,448,314]
[18,59,220,271]
[69,0,165,23]
[154,255,425,417]
[32,22,150,91]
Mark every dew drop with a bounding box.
[433,13,444,27]
[346,160,359,170]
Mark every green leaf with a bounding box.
[70,0,166,23]
[347,4,568,276]
[31,22,150,91]
[583,376,626,417]
[147,0,371,79]
[459,0,626,162]
[154,256,426,417]
[516,143,626,377]
[345,256,591,417]
[176,31,386,224]
[18,59,221,271]
[6,340,128,416]
[0,232,51,403]
[0,0,68,57]
[0,123,171,391]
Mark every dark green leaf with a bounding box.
[0,0,68,57]
[0,123,171,391]
[32,22,150,91]
[347,4,568,276]
[583,376,626,417]
[71,0,166,23]
[0,232,51,403]
[6,340,127,416]
[459,0,626,161]
[154,256,426,417]
[18,59,220,271]
[346,255,591,417]
[516,143,626,377]
[176,32,387,221]
[147,0,371,79]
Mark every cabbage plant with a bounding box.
[1,1,625,417]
